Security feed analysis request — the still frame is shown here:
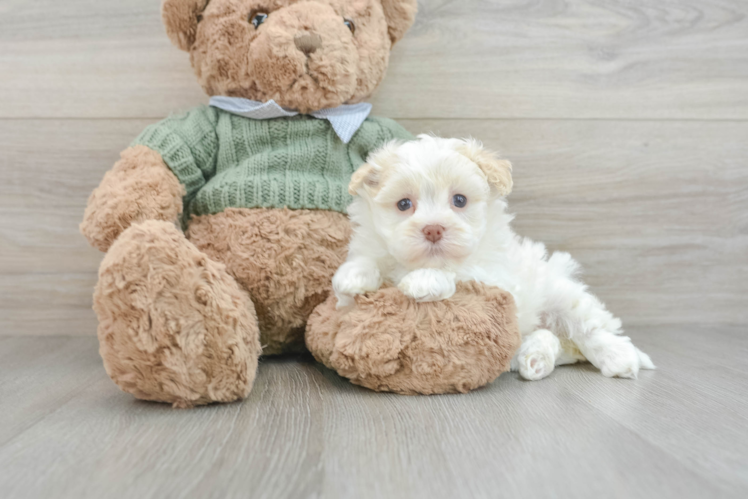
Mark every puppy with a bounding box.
[333,134,655,380]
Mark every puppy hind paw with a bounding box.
[600,360,638,379]
[512,329,560,381]
[596,342,643,379]
[636,347,656,370]
[517,351,555,381]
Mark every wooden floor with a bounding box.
[2,0,748,497]
[1,325,746,498]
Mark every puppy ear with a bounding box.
[380,0,418,45]
[456,139,513,197]
[162,0,209,51]
[350,141,401,195]
[349,163,380,195]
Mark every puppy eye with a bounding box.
[453,194,468,208]
[344,18,356,34]
[397,199,413,212]
[250,12,268,28]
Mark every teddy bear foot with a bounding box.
[306,282,522,395]
[93,220,261,408]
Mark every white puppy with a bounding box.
[333,134,655,381]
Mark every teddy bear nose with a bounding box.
[294,33,322,55]
[422,225,445,243]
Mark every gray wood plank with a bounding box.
[558,325,748,492]
[1,118,745,337]
[0,273,98,337]
[0,330,745,498]
[1,0,747,119]
[1,0,745,495]
[0,337,105,446]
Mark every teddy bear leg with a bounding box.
[186,208,351,355]
[94,220,261,408]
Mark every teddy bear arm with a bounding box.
[80,145,185,252]
[307,281,522,395]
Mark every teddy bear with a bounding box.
[81,0,521,408]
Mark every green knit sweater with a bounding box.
[133,105,413,222]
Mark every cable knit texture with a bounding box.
[133,106,413,222]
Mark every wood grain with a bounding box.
[1,0,747,119]
[1,0,746,334]
[0,328,746,497]
[1,117,745,336]
[1,1,746,496]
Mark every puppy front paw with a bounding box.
[333,261,382,308]
[398,269,456,302]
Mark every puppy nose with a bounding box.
[294,33,322,55]
[422,225,445,243]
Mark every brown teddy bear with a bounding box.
[81,0,520,408]
[306,282,520,395]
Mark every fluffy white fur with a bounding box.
[334,134,655,380]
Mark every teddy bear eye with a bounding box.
[344,18,356,34]
[397,199,412,212]
[250,12,268,28]
[453,194,468,208]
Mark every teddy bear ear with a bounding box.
[381,0,418,45]
[456,139,514,197]
[162,0,209,51]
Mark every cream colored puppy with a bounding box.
[333,134,655,381]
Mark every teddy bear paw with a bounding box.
[94,220,261,407]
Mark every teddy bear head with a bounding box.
[162,0,417,113]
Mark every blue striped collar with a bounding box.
[209,96,373,144]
